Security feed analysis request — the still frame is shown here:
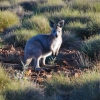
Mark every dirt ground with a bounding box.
[0,45,83,85]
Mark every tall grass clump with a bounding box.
[0,65,62,100]
[23,15,51,34]
[3,81,41,100]
[0,11,20,32]
[49,8,78,20]
[87,13,100,33]
[8,0,17,7]
[45,70,100,100]
[62,32,81,49]
[44,74,74,96]
[65,21,88,38]
[38,0,66,13]
[81,35,100,60]
[92,3,100,12]
[0,65,42,100]
[0,95,5,100]
[73,51,92,68]
[70,0,100,12]
[48,8,88,24]
[70,0,90,11]
[0,1,10,8]
[69,70,100,100]
[15,29,37,46]
[4,28,37,47]
[0,66,11,92]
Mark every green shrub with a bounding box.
[0,95,5,100]
[63,12,100,38]
[0,11,20,32]
[92,3,100,12]
[0,66,62,100]
[49,9,84,23]
[8,0,17,6]
[0,1,10,7]
[4,28,37,47]
[23,15,51,34]
[45,70,100,100]
[69,70,100,100]
[38,0,66,13]
[94,94,100,100]
[0,66,11,91]
[20,0,38,11]
[62,32,81,49]
[15,29,37,46]
[65,21,89,38]
[73,51,92,68]
[0,0,7,2]
[81,35,100,60]
[70,0,100,12]
[44,74,74,96]
[0,42,4,48]
[87,13,100,33]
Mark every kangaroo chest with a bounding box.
[52,37,62,51]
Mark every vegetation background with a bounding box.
[0,0,100,100]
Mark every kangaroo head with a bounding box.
[50,20,64,38]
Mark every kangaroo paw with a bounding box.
[52,51,55,56]
[55,52,58,56]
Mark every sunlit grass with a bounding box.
[81,35,100,60]
[23,15,51,34]
[0,11,20,32]
[15,29,37,46]
[44,0,65,6]
[70,0,100,12]
[45,69,100,100]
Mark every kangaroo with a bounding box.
[23,20,64,70]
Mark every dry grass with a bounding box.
[0,11,20,32]
[23,15,51,34]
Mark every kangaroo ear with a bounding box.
[58,20,65,28]
[49,20,55,28]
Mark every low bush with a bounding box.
[62,32,81,49]
[64,21,89,38]
[69,70,100,100]
[0,65,63,100]
[23,15,51,34]
[0,1,10,7]
[45,70,100,100]
[20,1,38,11]
[87,13,100,34]
[70,0,100,12]
[0,11,20,32]
[15,29,37,46]
[81,35,100,60]
[92,3,100,12]
[38,0,66,13]
[44,73,74,96]
[49,9,85,23]
[5,29,37,47]
[73,51,92,68]
[0,65,11,91]
[0,0,7,2]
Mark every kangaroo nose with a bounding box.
[55,34,58,38]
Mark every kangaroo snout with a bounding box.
[55,34,58,38]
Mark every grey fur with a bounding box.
[24,20,64,70]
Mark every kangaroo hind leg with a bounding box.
[23,55,33,70]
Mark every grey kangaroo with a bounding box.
[23,20,64,70]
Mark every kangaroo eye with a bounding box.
[58,31,60,32]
